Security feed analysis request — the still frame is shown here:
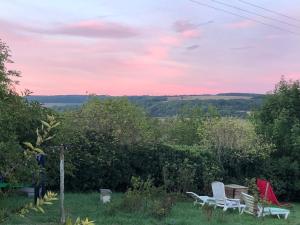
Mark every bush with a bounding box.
[108,177,175,219]
[162,158,197,193]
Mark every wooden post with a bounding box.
[60,145,65,224]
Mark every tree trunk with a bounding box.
[60,145,65,224]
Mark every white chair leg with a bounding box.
[285,213,289,219]
[239,208,244,214]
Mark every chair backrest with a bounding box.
[241,192,257,215]
[211,181,226,204]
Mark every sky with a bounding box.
[0,0,299,95]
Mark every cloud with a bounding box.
[0,19,139,39]
[173,20,201,38]
[173,20,199,33]
[0,20,191,95]
[230,46,255,50]
[186,44,199,50]
[226,20,255,29]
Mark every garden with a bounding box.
[1,40,300,225]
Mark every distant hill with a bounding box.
[26,93,265,118]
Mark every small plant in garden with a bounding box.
[65,216,95,225]
[201,204,214,222]
[0,208,9,223]
[23,114,60,204]
[149,195,174,219]
[246,178,260,215]
[107,176,175,219]
[23,114,60,155]
[201,204,227,223]
[17,191,58,217]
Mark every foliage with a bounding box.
[108,177,175,219]
[46,98,157,191]
[23,114,60,155]
[160,106,219,145]
[27,94,265,118]
[21,115,59,191]
[254,78,300,200]
[0,208,9,223]
[65,217,95,225]
[162,158,197,193]
[0,39,20,96]
[16,191,58,217]
[62,97,159,145]
[199,117,274,182]
[0,40,49,185]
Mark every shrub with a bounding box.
[108,177,175,219]
[162,158,197,193]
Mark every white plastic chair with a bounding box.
[211,181,244,212]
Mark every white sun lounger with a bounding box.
[186,192,216,206]
[241,192,290,219]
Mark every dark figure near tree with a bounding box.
[34,154,46,204]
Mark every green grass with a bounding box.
[1,193,299,225]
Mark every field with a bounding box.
[166,95,253,101]
[1,193,299,225]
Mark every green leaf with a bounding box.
[42,201,53,205]
[47,115,54,122]
[23,142,34,150]
[44,135,56,141]
[34,147,45,154]
[51,122,61,128]
[41,120,50,128]
[36,135,42,146]
[37,206,45,213]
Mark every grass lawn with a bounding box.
[1,193,299,225]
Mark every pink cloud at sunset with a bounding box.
[0,0,299,95]
[226,20,255,29]
[32,20,139,38]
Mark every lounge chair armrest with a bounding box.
[225,197,240,203]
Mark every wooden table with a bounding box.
[225,184,248,199]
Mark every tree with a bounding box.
[0,40,48,186]
[161,105,219,146]
[0,39,20,97]
[254,78,300,200]
[198,117,274,181]
[61,97,158,146]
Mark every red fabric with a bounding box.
[256,178,281,206]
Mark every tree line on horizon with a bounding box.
[27,93,265,118]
